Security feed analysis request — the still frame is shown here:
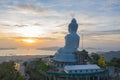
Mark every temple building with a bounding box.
[46,18,109,80]
[64,65,100,74]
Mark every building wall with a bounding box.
[66,69,100,74]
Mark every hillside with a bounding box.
[99,51,120,62]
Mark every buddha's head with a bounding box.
[68,18,78,33]
[71,18,77,23]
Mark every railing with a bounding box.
[46,69,108,76]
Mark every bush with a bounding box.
[0,61,26,80]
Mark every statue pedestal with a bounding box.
[53,51,77,68]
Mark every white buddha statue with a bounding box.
[58,18,80,53]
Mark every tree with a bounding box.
[107,57,120,68]
[91,52,100,64]
[91,53,100,61]
[0,61,26,80]
[81,49,89,58]
[24,59,49,80]
[98,55,106,67]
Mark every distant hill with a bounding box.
[0,48,17,50]
[98,51,120,62]
[36,47,60,51]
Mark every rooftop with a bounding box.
[64,64,100,70]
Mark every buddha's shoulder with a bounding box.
[66,33,79,37]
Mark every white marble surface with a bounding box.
[58,18,80,53]
[54,18,80,62]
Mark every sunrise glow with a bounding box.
[22,39,36,43]
[15,26,44,37]
[0,0,119,51]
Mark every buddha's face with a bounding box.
[69,24,78,33]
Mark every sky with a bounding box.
[0,0,120,52]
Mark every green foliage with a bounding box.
[35,60,50,71]
[25,59,52,80]
[0,61,26,80]
[98,55,106,67]
[49,55,53,58]
[23,62,27,67]
[29,69,46,80]
[107,57,120,68]
[81,49,88,53]
[81,49,89,59]
[91,53,100,61]
[91,53,100,64]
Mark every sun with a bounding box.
[22,39,36,43]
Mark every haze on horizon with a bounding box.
[0,0,120,52]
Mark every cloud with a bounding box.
[51,31,67,35]
[80,29,120,36]
[99,0,120,12]
[14,24,28,27]
[0,22,42,28]
[0,0,62,17]
[78,23,98,26]
[33,23,42,26]
[16,4,48,13]
[12,36,57,40]
[39,37,57,40]
[0,23,11,27]
[107,0,120,4]
[79,29,120,42]
[13,2,61,17]
[56,23,68,28]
